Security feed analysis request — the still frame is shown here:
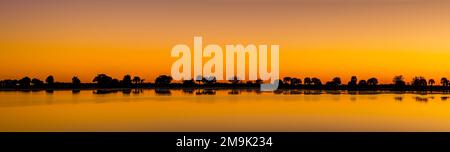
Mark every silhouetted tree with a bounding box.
[276,79,284,87]
[348,76,358,87]
[45,75,54,85]
[393,75,406,86]
[429,79,435,87]
[111,79,120,87]
[358,80,367,86]
[228,76,241,85]
[304,77,312,86]
[31,78,44,87]
[283,77,292,85]
[442,77,449,87]
[311,77,322,86]
[182,79,196,86]
[290,78,301,86]
[367,77,378,86]
[93,74,113,88]
[132,76,141,85]
[18,77,31,88]
[155,75,173,85]
[0,79,18,88]
[122,75,132,87]
[330,77,341,86]
[72,76,81,86]
[202,76,217,85]
[412,76,427,88]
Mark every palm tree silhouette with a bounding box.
[442,77,449,87]
[428,79,435,87]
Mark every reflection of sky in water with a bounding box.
[0,90,450,131]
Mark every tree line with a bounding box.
[0,74,450,90]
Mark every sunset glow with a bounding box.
[1,0,450,83]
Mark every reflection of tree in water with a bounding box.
[195,89,216,95]
[72,89,80,94]
[155,89,171,95]
[325,90,341,95]
[394,96,403,101]
[289,90,302,95]
[303,90,322,95]
[228,89,240,95]
[93,89,119,94]
[182,89,194,94]
[133,89,143,94]
[122,89,131,94]
[414,96,428,102]
[348,91,357,95]
[273,89,283,94]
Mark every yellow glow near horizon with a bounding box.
[1,0,450,84]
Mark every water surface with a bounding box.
[0,90,449,131]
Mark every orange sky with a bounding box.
[1,0,450,84]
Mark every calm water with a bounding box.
[0,89,450,131]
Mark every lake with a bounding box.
[0,89,450,131]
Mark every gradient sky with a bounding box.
[1,0,450,83]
